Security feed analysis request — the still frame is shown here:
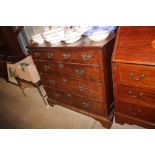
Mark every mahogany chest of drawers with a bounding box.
[112,26,155,128]
[29,34,115,128]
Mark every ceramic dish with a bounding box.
[42,27,64,37]
[72,26,92,34]
[44,34,63,44]
[63,31,82,43]
[87,31,110,41]
[31,34,44,44]
[42,28,64,44]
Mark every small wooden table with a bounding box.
[15,76,48,106]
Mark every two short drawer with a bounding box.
[31,48,100,65]
[44,86,106,117]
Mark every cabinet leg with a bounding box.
[95,118,113,129]
[100,120,112,129]
[115,114,125,125]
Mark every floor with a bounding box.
[0,78,143,129]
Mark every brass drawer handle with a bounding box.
[49,80,55,85]
[128,107,141,115]
[79,86,88,92]
[128,90,144,98]
[75,69,84,76]
[81,54,92,61]
[62,78,68,83]
[63,53,71,59]
[58,63,64,68]
[44,65,51,72]
[34,52,40,57]
[81,102,90,108]
[47,53,54,59]
[66,93,72,97]
[128,72,145,81]
[54,93,60,98]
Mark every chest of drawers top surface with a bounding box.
[113,26,155,65]
[28,33,115,49]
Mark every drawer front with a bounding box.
[113,63,155,88]
[57,49,100,65]
[40,73,105,101]
[31,49,58,61]
[115,101,155,124]
[45,87,73,105]
[35,61,102,82]
[73,96,106,116]
[116,85,155,106]
[44,87,106,116]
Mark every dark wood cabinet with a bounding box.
[0,26,25,79]
[112,26,155,128]
[29,33,115,128]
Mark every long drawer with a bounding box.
[116,85,155,107]
[31,48,100,65]
[113,63,155,88]
[44,86,106,116]
[40,73,105,101]
[115,101,155,124]
[35,61,102,82]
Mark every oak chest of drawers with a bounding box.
[29,34,115,128]
[112,26,155,128]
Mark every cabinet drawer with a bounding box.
[40,73,105,101]
[113,63,155,88]
[116,85,155,107]
[57,48,100,65]
[35,61,102,82]
[44,87,106,116]
[115,101,155,124]
[31,49,58,61]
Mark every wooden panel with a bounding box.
[115,101,155,124]
[113,63,155,88]
[40,73,105,101]
[35,61,102,82]
[113,26,155,65]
